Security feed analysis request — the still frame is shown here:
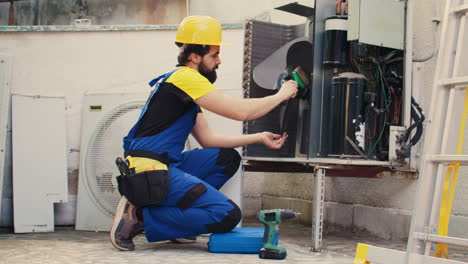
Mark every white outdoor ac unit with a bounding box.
[75,90,243,231]
[75,92,148,231]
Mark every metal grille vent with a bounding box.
[242,20,306,157]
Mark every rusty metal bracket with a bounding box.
[0,0,29,25]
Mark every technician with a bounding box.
[110,15,298,251]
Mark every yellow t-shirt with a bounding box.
[134,66,215,138]
[166,66,215,100]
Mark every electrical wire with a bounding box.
[367,60,391,158]
[397,97,425,159]
[353,49,405,159]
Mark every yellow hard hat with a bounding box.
[175,16,229,46]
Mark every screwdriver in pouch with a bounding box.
[115,157,132,176]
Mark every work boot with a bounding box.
[110,196,144,251]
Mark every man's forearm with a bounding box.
[198,133,262,149]
[240,94,285,121]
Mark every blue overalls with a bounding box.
[123,69,242,242]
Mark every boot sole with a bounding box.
[110,196,132,251]
[171,238,197,244]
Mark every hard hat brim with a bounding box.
[179,41,231,46]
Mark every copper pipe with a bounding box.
[336,0,349,15]
[8,0,14,25]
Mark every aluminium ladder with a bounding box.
[354,0,468,263]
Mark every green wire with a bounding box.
[354,56,394,158]
[367,61,391,158]
[367,113,387,158]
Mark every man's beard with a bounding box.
[199,62,218,84]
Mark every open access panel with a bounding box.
[242,0,422,170]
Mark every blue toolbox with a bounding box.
[208,227,278,254]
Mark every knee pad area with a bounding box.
[176,183,208,210]
[216,148,241,177]
[205,200,242,234]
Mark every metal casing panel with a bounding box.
[0,54,12,226]
[348,0,405,50]
[309,0,338,157]
[12,95,68,233]
[347,0,360,41]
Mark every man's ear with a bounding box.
[188,52,201,64]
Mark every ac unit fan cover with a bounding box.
[84,101,144,217]
[76,92,148,231]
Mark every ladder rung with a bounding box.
[413,232,468,248]
[427,154,468,164]
[439,77,468,88]
[453,4,468,14]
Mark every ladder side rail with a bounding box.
[452,12,466,76]
[406,0,465,258]
[425,0,468,256]
[425,88,458,255]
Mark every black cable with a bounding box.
[397,97,425,159]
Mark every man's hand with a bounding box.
[258,132,289,149]
[277,80,298,101]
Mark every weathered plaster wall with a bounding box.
[0,0,186,25]
[0,27,244,226]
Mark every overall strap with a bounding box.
[148,68,180,87]
[138,68,182,120]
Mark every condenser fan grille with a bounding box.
[85,101,144,217]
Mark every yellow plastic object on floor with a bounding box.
[353,243,371,264]
[436,86,468,259]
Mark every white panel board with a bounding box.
[0,54,12,224]
[12,95,68,233]
[349,0,405,50]
[347,0,360,41]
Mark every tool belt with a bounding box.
[115,151,170,207]
[116,170,169,207]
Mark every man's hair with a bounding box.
[176,42,211,65]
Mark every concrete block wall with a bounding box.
[243,170,468,240]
